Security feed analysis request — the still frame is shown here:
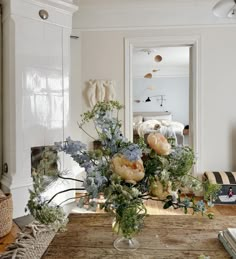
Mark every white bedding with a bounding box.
[134,119,184,145]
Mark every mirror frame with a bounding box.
[124,36,201,174]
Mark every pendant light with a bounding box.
[144,73,152,79]
[213,0,236,18]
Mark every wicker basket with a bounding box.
[0,193,13,237]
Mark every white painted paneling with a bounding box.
[1,0,78,218]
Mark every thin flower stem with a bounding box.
[141,196,165,202]
[58,174,84,183]
[93,118,101,136]
[77,122,96,140]
[78,149,97,166]
[58,197,77,206]
[47,188,85,204]
[58,193,89,206]
[189,174,201,182]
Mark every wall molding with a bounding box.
[72,23,236,32]
[1,0,78,27]
[73,0,236,31]
[27,0,78,14]
[78,0,212,10]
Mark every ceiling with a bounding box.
[78,0,215,8]
[132,46,190,78]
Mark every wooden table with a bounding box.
[42,213,236,259]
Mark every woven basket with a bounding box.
[0,193,13,237]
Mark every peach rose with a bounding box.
[111,155,144,184]
[147,132,171,156]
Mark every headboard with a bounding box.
[133,111,172,123]
[133,111,171,117]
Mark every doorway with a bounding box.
[124,36,201,173]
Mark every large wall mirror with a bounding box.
[124,36,201,173]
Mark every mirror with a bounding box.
[132,46,190,147]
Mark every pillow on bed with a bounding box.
[133,115,143,125]
[143,114,172,122]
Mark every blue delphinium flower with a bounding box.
[83,168,107,198]
[195,200,206,213]
[120,143,142,161]
[55,137,86,155]
[182,197,191,208]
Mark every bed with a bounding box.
[133,112,185,145]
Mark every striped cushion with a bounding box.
[204,171,236,185]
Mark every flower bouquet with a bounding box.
[27,101,214,251]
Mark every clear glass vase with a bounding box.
[113,236,140,251]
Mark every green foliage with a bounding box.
[27,149,67,228]
[163,200,173,209]
[167,146,195,179]
[80,101,123,125]
[115,202,146,238]
[33,147,59,176]
[203,180,222,202]
[101,179,146,238]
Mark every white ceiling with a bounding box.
[132,46,190,78]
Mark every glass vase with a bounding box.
[113,236,140,251]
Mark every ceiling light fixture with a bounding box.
[144,55,162,78]
[152,69,160,73]
[145,95,166,106]
[140,48,154,55]
[144,73,152,79]
[154,55,162,62]
[213,0,236,18]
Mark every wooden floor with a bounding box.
[1,199,236,254]
[0,223,21,253]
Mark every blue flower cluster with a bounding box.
[55,137,107,197]
[195,200,206,213]
[120,143,142,161]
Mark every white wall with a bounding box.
[72,1,236,173]
[133,77,189,126]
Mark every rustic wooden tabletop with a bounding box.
[42,213,236,259]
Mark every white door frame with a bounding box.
[124,36,202,174]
